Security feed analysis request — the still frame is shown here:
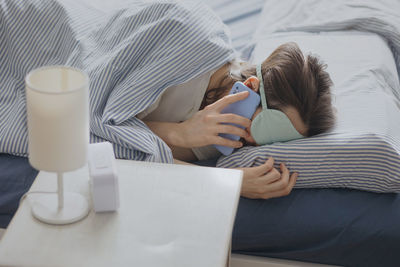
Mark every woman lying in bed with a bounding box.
[138,42,335,200]
[0,1,334,201]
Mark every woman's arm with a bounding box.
[142,121,197,161]
[143,91,251,148]
[143,91,252,161]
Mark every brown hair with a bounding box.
[201,42,335,136]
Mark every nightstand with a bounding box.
[0,160,242,267]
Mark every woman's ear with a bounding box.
[243,76,260,92]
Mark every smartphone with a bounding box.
[214,82,261,156]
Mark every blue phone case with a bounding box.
[214,82,261,156]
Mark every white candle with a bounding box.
[25,66,89,172]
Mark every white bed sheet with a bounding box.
[252,31,400,149]
[200,0,264,52]
[253,31,399,87]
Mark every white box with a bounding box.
[88,142,119,212]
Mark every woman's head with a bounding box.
[204,42,335,143]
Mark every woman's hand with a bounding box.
[238,157,298,199]
[176,91,252,148]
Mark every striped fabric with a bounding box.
[217,134,400,193]
[217,0,400,193]
[0,0,234,163]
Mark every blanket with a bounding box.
[0,0,234,163]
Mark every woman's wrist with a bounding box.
[168,122,187,148]
[143,121,187,148]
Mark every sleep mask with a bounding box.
[250,63,304,145]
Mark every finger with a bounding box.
[262,164,290,192]
[252,157,274,176]
[262,168,281,184]
[266,157,275,171]
[212,135,244,148]
[217,114,251,129]
[287,172,298,192]
[262,172,298,199]
[212,91,249,112]
[280,163,290,179]
[217,124,249,139]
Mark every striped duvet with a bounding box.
[0,0,234,163]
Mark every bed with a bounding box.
[1,0,400,267]
[192,1,400,266]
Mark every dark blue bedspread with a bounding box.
[194,159,400,267]
[233,190,400,267]
[1,156,399,267]
[0,154,37,228]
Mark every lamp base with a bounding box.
[31,192,89,225]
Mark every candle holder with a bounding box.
[25,66,90,225]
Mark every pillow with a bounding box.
[217,32,400,193]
